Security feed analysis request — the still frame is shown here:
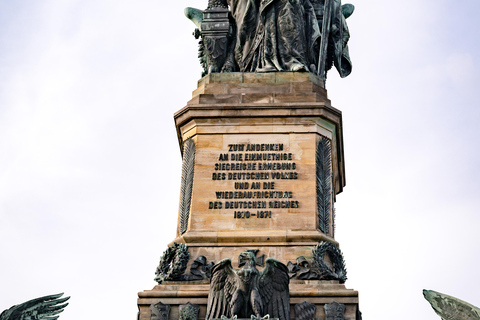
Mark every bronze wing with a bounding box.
[0,293,69,320]
[423,289,480,320]
[258,258,290,320]
[206,258,237,320]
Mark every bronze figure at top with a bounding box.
[185,0,354,79]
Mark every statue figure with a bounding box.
[228,0,321,73]
[310,0,353,78]
[0,293,69,320]
[185,0,236,76]
[206,251,290,320]
[185,0,354,79]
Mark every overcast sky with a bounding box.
[1,1,479,320]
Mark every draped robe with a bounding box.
[228,0,321,72]
[310,0,352,77]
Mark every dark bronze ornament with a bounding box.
[185,0,236,76]
[179,139,196,235]
[150,302,171,320]
[312,242,347,283]
[0,293,69,320]
[184,0,354,81]
[185,255,215,280]
[206,251,290,320]
[201,5,232,74]
[287,242,347,283]
[313,0,354,79]
[316,136,333,234]
[179,303,200,320]
[295,301,316,320]
[155,246,217,283]
[288,256,320,280]
[239,249,265,268]
[324,301,345,320]
[206,0,228,9]
[332,207,336,238]
[356,308,362,320]
[154,243,190,283]
[287,260,300,279]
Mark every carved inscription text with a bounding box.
[209,143,300,219]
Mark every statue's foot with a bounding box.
[290,63,308,72]
[221,61,235,73]
[256,65,277,72]
[208,65,219,74]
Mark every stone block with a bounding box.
[244,72,276,84]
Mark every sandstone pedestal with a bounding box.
[138,73,360,320]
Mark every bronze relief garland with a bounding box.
[179,139,196,235]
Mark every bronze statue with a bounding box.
[185,0,354,79]
[311,0,354,78]
[206,251,290,320]
[0,293,69,320]
[228,0,320,73]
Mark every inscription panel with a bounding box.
[209,143,300,220]
[189,133,317,233]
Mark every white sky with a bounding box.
[1,1,479,320]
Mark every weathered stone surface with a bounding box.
[138,281,358,320]
[171,73,345,262]
[137,73,359,320]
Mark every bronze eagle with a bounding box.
[0,293,69,320]
[206,252,290,320]
[423,289,480,320]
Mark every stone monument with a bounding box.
[138,0,360,319]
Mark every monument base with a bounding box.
[138,280,358,320]
[138,73,359,320]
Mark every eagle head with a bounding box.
[238,252,257,268]
[237,251,259,285]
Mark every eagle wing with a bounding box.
[423,289,480,320]
[258,258,290,320]
[206,259,237,320]
[0,293,69,320]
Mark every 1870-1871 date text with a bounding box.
[234,211,272,219]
